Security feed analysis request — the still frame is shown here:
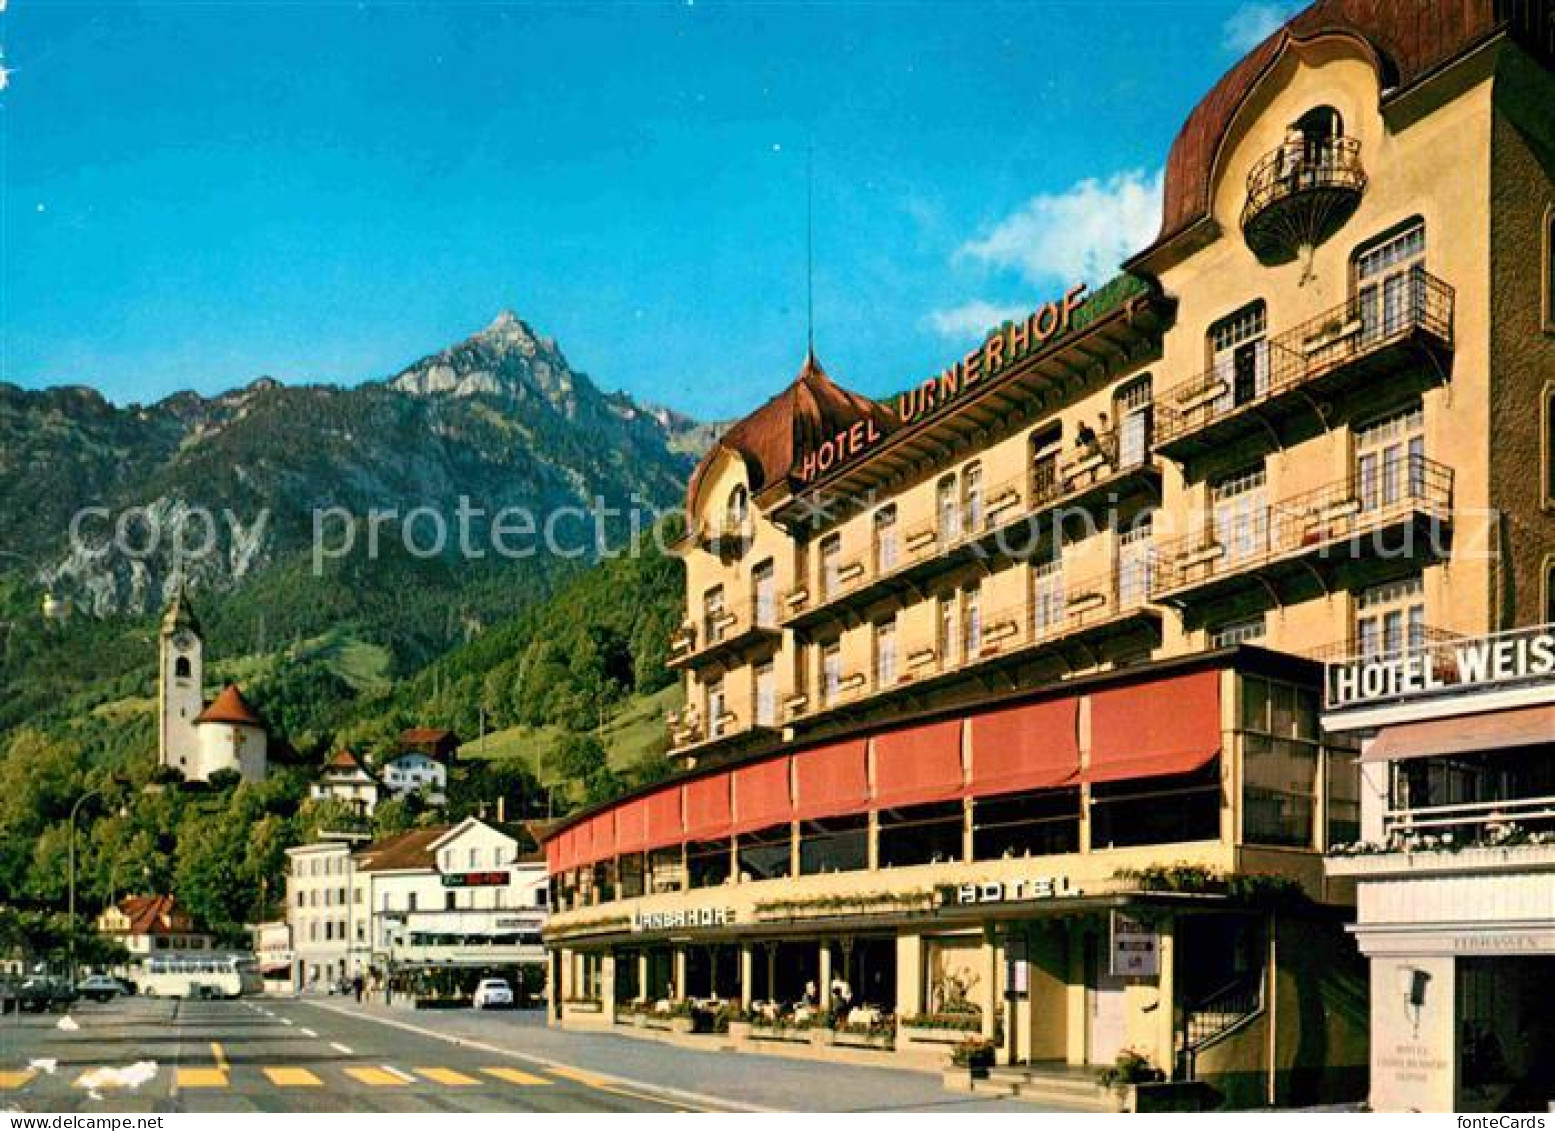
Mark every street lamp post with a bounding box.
[67,787,105,984]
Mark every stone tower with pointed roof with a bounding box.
[158,584,269,783]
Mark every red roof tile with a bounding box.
[195,684,264,727]
[107,894,198,936]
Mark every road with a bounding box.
[0,996,695,1113]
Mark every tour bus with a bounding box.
[139,954,263,999]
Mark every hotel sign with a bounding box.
[1325,625,1555,710]
[791,282,1089,486]
[631,906,736,933]
[945,876,1074,906]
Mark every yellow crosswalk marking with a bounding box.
[343,1066,407,1087]
[546,1065,610,1089]
[263,1067,323,1087]
[176,1067,230,1089]
[0,1070,37,1090]
[415,1067,479,1086]
[482,1066,552,1087]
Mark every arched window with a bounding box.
[1295,105,1343,147]
[1113,376,1153,468]
[726,484,749,530]
[174,656,192,680]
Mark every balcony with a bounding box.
[1151,455,1454,609]
[666,705,778,760]
[786,569,1160,727]
[1241,136,1366,265]
[1155,269,1453,464]
[693,515,754,556]
[780,433,1160,631]
[667,598,782,671]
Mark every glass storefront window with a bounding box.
[878,802,964,868]
[1241,674,1323,848]
[1091,765,1221,848]
[972,789,1081,859]
[737,825,792,881]
[799,815,869,875]
[618,852,645,899]
[647,846,684,894]
[687,838,732,888]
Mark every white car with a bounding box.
[472,978,514,1009]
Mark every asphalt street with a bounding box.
[0,995,695,1113]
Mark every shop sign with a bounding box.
[495,917,543,930]
[1325,625,1555,710]
[945,875,1073,906]
[442,870,509,888]
[631,906,736,933]
[1110,912,1159,977]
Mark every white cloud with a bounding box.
[956,168,1164,286]
[1221,2,1297,54]
[923,300,1027,339]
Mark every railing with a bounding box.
[1155,268,1454,448]
[1178,974,1265,1079]
[1385,795,1555,839]
[1152,454,1453,599]
[695,515,753,550]
[1242,135,1366,224]
[1301,624,1460,664]
[780,430,1153,622]
[786,569,1155,723]
[668,597,781,665]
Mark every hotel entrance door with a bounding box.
[1088,935,1128,1065]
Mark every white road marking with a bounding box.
[329,1042,354,1055]
[300,1027,318,1038]
[280,1018,294,1026]
[382,1065,416,1084]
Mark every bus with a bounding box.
[139,954,263,999]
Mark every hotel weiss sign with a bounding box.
[1326,625,1555,709]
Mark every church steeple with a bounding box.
[161,578,201,637]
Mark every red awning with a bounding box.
[794,739,870,820]
[969,696,1080,796]
[733,757,793,834]
[615,796,650,855]
[874,720,965,809]
[1087,670,1221,784]
[555,825,578,873]
[1362,704,1555,763]
[545,834,563,874]
[684,774,733,840]
[590,810,616,862]
[644,785,684,849]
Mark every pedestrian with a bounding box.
[352,973,364,1003]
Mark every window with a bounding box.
[820,640,842,706]
[445,891,456,911]
[726,484,749,531]
[819,534,842,598]
[752,560,776,626]
[1355,403,1424,511]
[937,476,960,542]
[1354,220,1426,341]
[938,593,958,669]
[1544,383,1555,509]
[408,892,418,912]
[1212,467,1268,563]
[1241,675,1322,849]
[1209,302,1269,413]
[1032,553,1065,637]
[798,815,869,875]
[1545,205,1555,333]
[1211,616,1266,649]
[1545,558,1555,624]
[963,462,985,533]
[737,824,792,882]
[875,618,898,688]
[707,677,727,737]
[754,660,777,727]
[1030,424,1062,505]
[1356,574,1425,659]
[878,802,964,868]
[973,789,1081,859]
[173,655,191,679]
[1090,764,1221,849]
[687,839,732,888]
[963,585,983,657]
[703,585,726,644]
[874,506,898,574]
[1116,514,1154,608]
[1114,376,1153,469]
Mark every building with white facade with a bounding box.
[94,895,214,975]
[310,750,382,815]
[284,836,368,989]
[252,919,293,995]
[1324,622,1555,1112]
[158,585,269,784]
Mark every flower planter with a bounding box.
[941,1066,988,1092]
[727,1020,753,1042]
[835,1031,894,1051]
[631,1012,648,1028]
[808,1028,836,1047]
[669,1016,696,1035]
[900,1024,979,1046]
[750,1026,807,1044]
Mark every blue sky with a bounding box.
[1,1,1297,420]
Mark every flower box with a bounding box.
[834,1030,894,1051]
[809,1027,836,1047]
[669,1016,696,1035]
[727,1020,753,1042]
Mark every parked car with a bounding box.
[472,978,514,1009]
[77,974,125,1003]
[17,976,78,1013]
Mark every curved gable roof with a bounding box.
[1136,0,1551,265]
[685,353,896,516]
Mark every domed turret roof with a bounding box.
[686,351,896,514]
[1134,0,1552,266]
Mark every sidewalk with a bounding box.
[297,999,1068,1112]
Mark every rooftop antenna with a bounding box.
[805,139,815,363]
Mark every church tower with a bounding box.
[158,582,205,778]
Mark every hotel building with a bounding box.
[541,0,1554,1108]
